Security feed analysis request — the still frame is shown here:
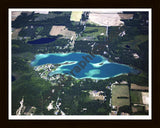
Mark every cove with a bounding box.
[31,52,138,79]
[27,37,56,44]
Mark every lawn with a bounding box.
[130,90,143,104]
[111,85,130,107]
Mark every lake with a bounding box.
[27,38,56,44]
[31,52,138,79]
[12,75,16,81]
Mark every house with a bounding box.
[133,53,139,59]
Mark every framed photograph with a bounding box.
[9,8,152,120]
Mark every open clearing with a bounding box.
[12,11,32,21]
[77,26,106,41]
[118,35,148,50]
[12,28,22,39]
[142,92,149,105]
[88,12,134,26]
[70,11,83,22]
[111,85,130,107]
[118,14,133,19]
[131,83,148,91]
[132,106,144,113]
[49,26,76,39]
[89,90,105,101]
[12,11,22,21]
[130,91,143,104]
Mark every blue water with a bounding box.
[12,76,16,81]
[31,52,138,79]
[27,38,56,44]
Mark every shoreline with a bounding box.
[31,52,138,80]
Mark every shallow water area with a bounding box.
[31,52,138,79]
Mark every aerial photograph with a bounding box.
[9,9,151,119]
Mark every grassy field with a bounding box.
[12,28,22,39]
[119,35,148,50]
[78,26,106,41]
[35,26,44,34]
[132,106,144,113]
[111,85,130,107]
[130,91,143,104]
[49,25,76,39]
[70,11,83,22]
[131,83,148,91]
